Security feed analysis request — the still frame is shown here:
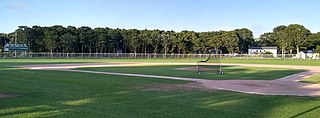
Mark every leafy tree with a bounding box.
[221,31,239,54]
[94,28,108,53]
[194,32,212,53]
[65,26,79,52]
[234,28,254,53]
[108,28,124,53]
[139,29,151,54]
[257,32,276,46]
[125,29,141,57]
[306,32,320,50]
[286,24,311,53]
[60,33,77,53]
[273,25,290,57]
[208,33,223,53]
[88,29,97,53]
[315,45,320,53]
[50,25,66,52]
[120,29,130,53]
[16,26,33,50]
[0,33,10,51]
[150,30,162,54]
[176,31,196,54]
[78,26,92,53]
[171,32,179,54]
[28,26,46,52]
[160,31,174,57]
[44,29,59,54]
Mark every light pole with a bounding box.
[15,31,17,57]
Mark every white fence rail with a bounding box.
[0,52,319,60]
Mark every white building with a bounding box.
[248,47,277,57]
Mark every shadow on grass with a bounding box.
[290,105,320,118]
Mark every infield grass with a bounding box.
[78,65,304,80]
[300,73,320,84]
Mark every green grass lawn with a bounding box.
[1,59,320,117]
[78,65,304,80]
[222,59,320,66]
[300,74,320,84]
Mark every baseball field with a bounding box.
[1,58,320,117]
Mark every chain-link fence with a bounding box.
[0,52,319,60]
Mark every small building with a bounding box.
[248,47,277,57]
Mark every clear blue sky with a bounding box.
[1,0,319,37]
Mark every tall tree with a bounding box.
[176,31,196,54]
[108,28,123,53]
[208,32,223,53]
[59,33,77,53]
[44,29,59,54]
[29,26,46,52]
[273,25,290,57]
[258,32,276,46]
[307,32,320,51]
[171,32,179,54]
[286,24,311,53]
[0,33,10,51]
[78,26,92,53]
[125,29,141,57]
[65,26,79,52]
[16,26,32,50]
[221,31,239,54]
[94,28,108,53]
[139,29,151,54]
[234,28,254,53]
[150,30,162,54]
[194,32,211,53]
[160,31,174,57]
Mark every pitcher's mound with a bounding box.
[175,66,215,71]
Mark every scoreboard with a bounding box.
[4,43,28,52]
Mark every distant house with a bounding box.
[248,47,277,57]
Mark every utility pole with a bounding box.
[15,31,17,57]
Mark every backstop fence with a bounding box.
[0,52,319,60]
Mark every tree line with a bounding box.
[258,24,320,56]
[1,24,320,54]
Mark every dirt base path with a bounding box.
[21,63,320,96]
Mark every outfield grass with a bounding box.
[222,59,320,66]
[1,58,320,66]
[78,65,304,80]
[1,59,320,117]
